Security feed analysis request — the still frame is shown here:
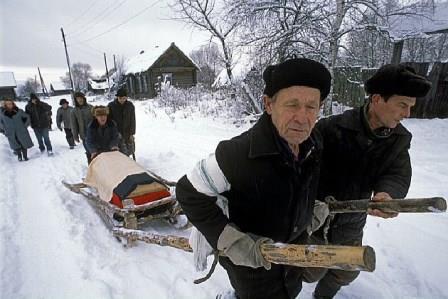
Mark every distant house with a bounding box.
[50,81,72,96]
[88,78,109,95]
[0,72,17,100]
[125,42,199,98]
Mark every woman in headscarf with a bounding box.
[0,98,34,161]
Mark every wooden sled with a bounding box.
[62,180,185,246]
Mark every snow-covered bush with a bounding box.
[153,84,261,123]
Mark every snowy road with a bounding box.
[1,97,447,299]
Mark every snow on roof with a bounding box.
[0,72,17,88]
[88,79,109,90]
[388,2,448,40]
[125,45,170,75]
[50,81,70,91]
[125,43,199,75]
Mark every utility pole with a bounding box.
[104,52,111,90]
[113,54,117,71]
[37,67,49,97]
[60,27,75,103]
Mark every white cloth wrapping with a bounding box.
[83,151,147,202]
[187,153,231,271]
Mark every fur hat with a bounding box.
[92,105,109,117]
[59,98,69,105]
[263,58,331,100]
[116,88,128,97]
[365,64,432,98]
[30,93,39,100]
[74,91,86,99]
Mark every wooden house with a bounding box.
[0,72,17,100]
[125,42,198,98]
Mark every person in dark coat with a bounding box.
[309,64,432,299]
[176,58,332,299]
[56,98,75,149]
[71,91,93,164]
[25,93,53,155]
[85,105,120,162]
[0,99,34,161]
[107,88,136,158]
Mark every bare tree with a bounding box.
[227,0,434,114]
[60,62,92,91]
[190,42,224,88]
[17,78,40,97]
[113,55,127,87]
[170,0,239,83]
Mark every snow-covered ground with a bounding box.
[1,96,447,299]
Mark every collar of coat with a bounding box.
[336,104,410,137]
[248,112,322,160]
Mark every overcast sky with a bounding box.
[0,0,210,83]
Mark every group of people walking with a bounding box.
[0,88,136,164]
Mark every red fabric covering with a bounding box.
[110,189,171,208]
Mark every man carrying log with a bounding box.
[176,58,332,299]
[309,64,432,299]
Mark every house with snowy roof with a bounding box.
[0,72,17,100]
[124,42,199,98]
[389,1,448,63]
[88,78,109,95]
[50,81,72,96]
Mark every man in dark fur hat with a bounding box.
[107,88,136,159]
[86,105,120,161]
[309,64,432,299]
[176,58,332,299]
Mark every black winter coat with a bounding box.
[176,112,323,249]
[315,105,412,243]
[107,99,135,141]
[85,118,120,154]
[25,100,52,129]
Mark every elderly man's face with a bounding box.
[264,86,321,147]
[370,94,416,129]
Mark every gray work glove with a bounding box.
[217,224,273,270]
[307,200,330,235]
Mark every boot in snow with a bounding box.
[17,150,23,161]
[22,149,29,161]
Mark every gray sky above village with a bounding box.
[0,0,210,82]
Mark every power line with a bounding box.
[72,0,129,38]
[67,0,127,37]
[77,0,160,43]
[64,1,99,28]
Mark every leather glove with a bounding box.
[307,200,330,235]
[217,224,273,270]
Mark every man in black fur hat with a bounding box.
[107,88,136,159]
[176,58,332,299]
[309,64,432,299]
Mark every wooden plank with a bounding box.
[112,228,376,272]
[329,197,447,214]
